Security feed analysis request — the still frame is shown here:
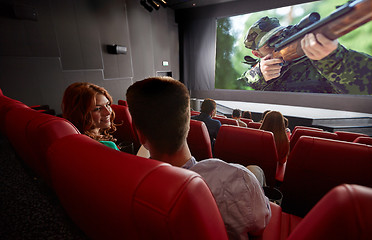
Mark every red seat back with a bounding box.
[5,107,46,170]
[290,128,338,151]
[354,136,372,146]
[26,114,80,181]
[335,131,369,142]
[247,122,262,129]
[213,116,238,126]
[190,110,200,116]
[187,120,213,161]
[0,95,29,134]
[281,136,372,217]
[111,104,140,152]
[118,99,128,106]
[214,125,278,186]
[287,184,372,240]
[240,117,253,125]
[5,107,79,181]
[47,134,228,240]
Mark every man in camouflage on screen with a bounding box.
[237,16,372,94]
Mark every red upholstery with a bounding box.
[256,202,303,240]
[0,95,29,134]
[25,114,80,181]
[213,116,238,126]
[190,110,200,116]
[111,104,140,152]
[240,117,253,125]
[5,107,79,181]
[335,130,369,142]
[247,122,262,129]
[47,134,228,240]
[118,99,128,106]
[187,119,213,161]
[0,88,3,95]
[30,104,49,110]
[5,107,46,170]
[281,136,372,217]
[214,125,278,186]
[292,126,323,133]
[287,184,372,240]
[289,128,338,151]
[354,136,372,146]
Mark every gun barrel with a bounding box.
[295,12,320,30]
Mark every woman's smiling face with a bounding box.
[91,94,112,131]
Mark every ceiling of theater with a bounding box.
[166,0,239,9]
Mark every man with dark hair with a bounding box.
[232,109,247,127]
[191,98,221,147]
[126,77,271,239]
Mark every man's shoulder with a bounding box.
[190,158,255,179]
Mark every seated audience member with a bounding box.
[259,110,271,123]
[284,117,291,139]
[259,111,289,164]
[232,109,247,127]
[62,82,119,150]
[242,110,252,119]
[191,98,221,147]
[126,77,271,240]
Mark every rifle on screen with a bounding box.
[268,0,372,62]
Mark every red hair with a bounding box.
[62,82,117,141]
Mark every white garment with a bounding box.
[185,158,271,240]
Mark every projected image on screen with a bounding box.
[215,0,372,95]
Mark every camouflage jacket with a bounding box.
[238,44,372,94]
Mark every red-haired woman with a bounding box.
[260,111,289,164]
[62,82,118,150]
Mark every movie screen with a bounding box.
[215,0,372,95]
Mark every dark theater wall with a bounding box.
[0,0,179,114]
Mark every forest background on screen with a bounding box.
[215,0,372,93]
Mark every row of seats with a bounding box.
[0,92,229,239]
[187,121,372,217]
[2,92,372,239]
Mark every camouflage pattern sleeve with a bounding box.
[237,63,269,90]
[311,44,372,95]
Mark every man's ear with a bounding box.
[252,50,261,58]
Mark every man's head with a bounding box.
[244,16,284,51]
[200,98,217,116]
[126,77,190,155]
[232,109,242,118]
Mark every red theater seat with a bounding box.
[292,126,323,133]
[5,107,79,181]
[47,134,228,240]
[259,184,372,240]
[187,119,213,161]
[214,125,279,186]
[26,114,79,182]
[111,104,140,153]
[247,122,262,129]
[213,116,238,126]
[289,128,338,151]
[190,110,200,116]
[0,95,29,134]
[353,136,372,146]
[335,130,369,142]
[240,117,253,125]
[118,99,128,106]
[281,136,372,217]
[287,184,372,240]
